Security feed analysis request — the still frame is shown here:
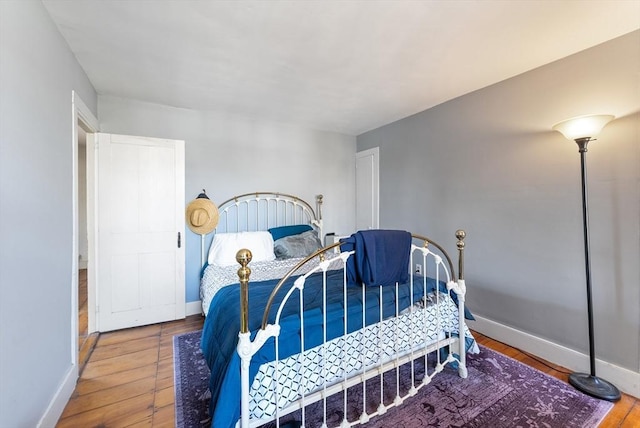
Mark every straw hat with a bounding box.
[185,193,219,235]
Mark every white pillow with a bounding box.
[207,231,276,266]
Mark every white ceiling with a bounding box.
[43,1,640,136]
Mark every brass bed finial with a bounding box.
[237,249,252,334]
[455,230,466,280]
[316,194,323,220]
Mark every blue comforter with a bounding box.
[201,270,464,428]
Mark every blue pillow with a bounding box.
[268,224,313,241]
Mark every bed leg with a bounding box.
[456,230,468,379]
[457,283,468,379]
[458,362,468,379]
[238,332,252,428]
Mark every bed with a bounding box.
[199,192,477,428]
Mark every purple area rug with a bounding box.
[173,330,612,428]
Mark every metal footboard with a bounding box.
[236,230,468,428]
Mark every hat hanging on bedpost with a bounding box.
[185,189,219,235]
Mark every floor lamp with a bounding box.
[552,114,621,402]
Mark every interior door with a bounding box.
[356,147,379,231]
[94,133,185,332]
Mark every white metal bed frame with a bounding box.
[201,192,470,428]
[234,232,468,428]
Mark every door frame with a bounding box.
[71,91,99,366]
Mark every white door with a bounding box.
[94,133,185,332]
[356,147,379,231]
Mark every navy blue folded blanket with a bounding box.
[340,229,412,287]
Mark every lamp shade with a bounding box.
[552,114,614,141]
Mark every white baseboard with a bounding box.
[186,300,203,317]
[38,364,78,427]
[469,315,640,399]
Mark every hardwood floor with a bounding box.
[58,315,204,427]
[78,269,99,371]
[58,316,639,427]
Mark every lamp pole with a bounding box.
[577,138,595,376]
[567,137,621,402]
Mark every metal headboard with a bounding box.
[214,192,323,234]
[197,192,323,267]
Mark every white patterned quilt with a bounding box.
[200,256,343,316]
[248,291,479,420]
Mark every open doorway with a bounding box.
[76,125,96,366]
[72,91,99,372]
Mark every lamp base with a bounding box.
[568,372,621,402]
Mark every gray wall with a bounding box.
[0,1,97,426]
[98,96,356,302]
[358,31,640,372]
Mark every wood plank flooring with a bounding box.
[78,269,99,371]
[58,316,639,427]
